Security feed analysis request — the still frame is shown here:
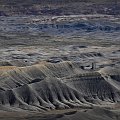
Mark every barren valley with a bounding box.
[0,1,120,120]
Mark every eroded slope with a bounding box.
[0,61,120,111]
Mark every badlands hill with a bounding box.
[0,61,120,112]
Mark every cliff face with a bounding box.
[0,0,119,16]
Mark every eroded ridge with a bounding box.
[0,61,120,111]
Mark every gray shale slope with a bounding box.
[0,61,120,111]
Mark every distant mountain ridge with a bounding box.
[0,0,118,5]
[0,0,120,16]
